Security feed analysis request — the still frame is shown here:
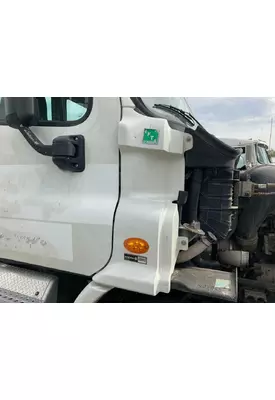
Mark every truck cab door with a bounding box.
[0,97,120,276]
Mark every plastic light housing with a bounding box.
[124,238,149,254]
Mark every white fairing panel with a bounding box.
[94,102,193,296]
[0,98,120,275]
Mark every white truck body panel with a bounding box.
[0,98,120,276]
[94,104,192,295]
[0,97,193,297]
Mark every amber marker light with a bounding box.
[124,238,149,254]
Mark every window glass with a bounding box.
[66,99,87,121]
[256,145,270,164]
[36,97,91,124]
[45,97,52,120]
[236,148,246,168]
[237,153,246,169]
[0,97,91,126]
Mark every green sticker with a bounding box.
[143,129,159,145]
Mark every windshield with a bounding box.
[141,98,191,114]
[256,145,270,164]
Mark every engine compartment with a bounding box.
[183,123,240,239]
[177,122,275,302]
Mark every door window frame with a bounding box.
[0,97,93,127]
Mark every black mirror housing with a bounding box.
[4,97,36,128]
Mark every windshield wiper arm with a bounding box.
[153,104,199,127]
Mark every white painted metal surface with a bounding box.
[0,96,194,299]
[75,281,112,303]
[94,103,193,296]
[0,98,120,275]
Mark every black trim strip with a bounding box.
[130,97,155,117]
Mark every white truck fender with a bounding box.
[75,281,113,303]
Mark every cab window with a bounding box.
[36,97,92,125]
[0,97,92,126]
[236,147,246,169]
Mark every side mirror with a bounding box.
[4,97,36,128]
[3,97,85,172]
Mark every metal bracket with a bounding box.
[18,125,86,173]
[177,236,189,251]
[238,181,253,197]
[238,181,275,197]
[244,289,267,303]
[179,222,205,244]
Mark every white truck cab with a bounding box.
[0,97,195,302]
[1,97,275,303]
[219,137,270,169]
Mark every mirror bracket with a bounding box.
[5,98,85,173]
[19,127,85,172]
[52,135,85,172]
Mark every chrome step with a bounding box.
[0,263,58,303]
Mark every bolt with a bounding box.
[181,239,187,246]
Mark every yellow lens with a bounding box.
[124,238,149,254]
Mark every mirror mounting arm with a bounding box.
[19,126,53,156]
[18,125,85,172]
[4,97,85,172]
